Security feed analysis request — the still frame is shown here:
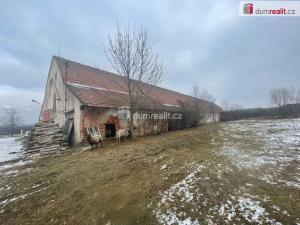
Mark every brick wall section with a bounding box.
[80,107,122,141]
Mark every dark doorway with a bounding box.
[105,123,116,138]
[66,119,75,146]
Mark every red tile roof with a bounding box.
[68,85,163,110]
[54,56,222,113]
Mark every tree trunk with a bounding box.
[129,108,135,138]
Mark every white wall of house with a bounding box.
[42,59,66,125]
[199,112,220,124]
[41,59,82,145]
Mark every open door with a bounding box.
[66,120,74,146]
[105,123,116,138]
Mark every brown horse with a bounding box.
[87,134,103,150]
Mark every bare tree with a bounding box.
[189,84,202,126]
[289,86,300,104]
[191,83,201,99]
[105,25,164,137]
[289,86,296,103]
[1,108,23,137]
[220,100,231,111]
[191,84,215,102]
[230,103,244,111]
[220,100,243,111]
[270,87,294,107]
[188,84,217,127]
[199,88,215,103]
[191,83,201,109]
[295,89,300,104]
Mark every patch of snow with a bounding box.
[156,210,200,225]
[217,195,283,225]
[272,205,280,211]
[4,170,19,176]
[277,179,300,189]
[0,137,22,163]
[156,164,205,225]
[260,174,278,185]
[0,184,11,191]
[282,210,289,216]
[0,160,32,171]
[237,197,266,223]
[218,201,236,221]
[160,164,167,170]
[155,119,298,224]
[0,187,48,208]
[218,119,300,189]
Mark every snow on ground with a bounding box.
[218,119,300,188]
[156,164,205,225]
[0,136,22,163]
[160,164,168,170]
[156,119,300,224]
[0,136,32,179]
[0,159,31,169]
[217,195,283,225]
[0,186,48,210]
[156,162,284,224]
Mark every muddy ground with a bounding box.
[0,119,299,225]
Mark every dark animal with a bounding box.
[87,134,103,150]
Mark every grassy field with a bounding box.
[0,119,299,225]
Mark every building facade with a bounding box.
[41,56,222,145]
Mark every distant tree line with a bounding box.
[220,100,244,111]
[220,104,300,121]
[270,87,300,107]
[221,86,300,121]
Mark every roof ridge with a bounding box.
[66,82,129,95]
[52,55,222,111]
[53,55,124,80]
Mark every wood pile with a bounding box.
[22,123,69,156]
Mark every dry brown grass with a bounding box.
[0,121,299,225]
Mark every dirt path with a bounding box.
[0,119,299,225]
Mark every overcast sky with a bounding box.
[0,0,299,124]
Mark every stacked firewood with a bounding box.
[23,123,69,156]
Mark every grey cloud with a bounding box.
[0,86,44,125]
[0,0,299,123]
